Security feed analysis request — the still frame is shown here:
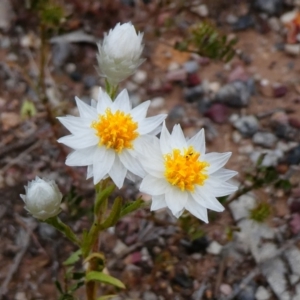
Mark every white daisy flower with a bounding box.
[97,22,145,85]
[138,123,238,223]
[57,88,167,189]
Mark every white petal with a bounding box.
[165,188,188,217]
[87,165,93,179]
[108,155,127,188]
[187,128,205,155]
[58,133,98,150]
[185,196,208,223]
[57,116,91,134]
[134,135,161,158]
[204,179,238,197]
[97,88,113,113]
[91,99,97,108]
[160,122,172,154]
[138,114,167,135]
[119,149,145,177]
[140,175,170,195]
[151,195,167,211]
[147,124,162,136]
[205,152,232,174]
[93,148,115,184]
[193,186,225,212]
[66,147,96,166]
[126,171,139,182]
[131,100,150,122]
[173,208,185,218]
[75,96,97,119]
[112,89,131,112]
[170,124,187,149]
[210,168,238,181]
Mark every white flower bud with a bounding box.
[96,22,145,84]
[20,177,62,221]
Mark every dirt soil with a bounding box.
[1,1,300,300]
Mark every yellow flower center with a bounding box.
[164,146,209,192]
[91,108,139,153]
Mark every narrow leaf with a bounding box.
[94,185,115,214]
[120,198,144,218]
[100,197,122,229]
[63,249,82,266]
[86,271,125,289]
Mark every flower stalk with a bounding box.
[46,216,80,246]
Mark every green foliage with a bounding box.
[120,198,144,218]
[85,271,126,289]
[94,185,115,215]
[250,202,272,223]
[64,186,88,221]
[174,22,237,62]
[63,249,82,266]
[20,100,37,119]
[100,197,123,229]
[180,213,205,240]
[27,0,65,28]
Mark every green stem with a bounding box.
[45,216,80,246]
[84,179,114,299]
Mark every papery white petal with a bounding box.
[97,88,113,113]
[193,186,225,212]
[165,188,188,217]
[108,156,127,189]
[58,133,98,150]
[140,175,170,195]
[57,116,91,134]
[185,196,208,223]
[205,152,232,174]
[131,100,150,122]
[119,149,145,178]
[204,179,238,197]
[210,168,238,181]
[187,128,205,155]
[75,96,98,119]
[160,122,172,154]
[112,89,131,112]
[134,135,161,158]
[66,147,96,166]
[170,124,187,149]
[87,165,93,179]
[138,114,167,135]
[151,195,167,211]
[92,148,115,184]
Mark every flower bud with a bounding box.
[20,177,62,221]
[96,22,145,84]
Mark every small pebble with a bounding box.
[132,70,147,84]
[255,286,271,300]
[206,241,223,255]
[183,60,199,74]
[220,284,232,296]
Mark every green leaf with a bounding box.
[85,271,125,289]
[20,100,37,119]
[94,185,115,215]
[63,249,82,266]
[72,272,85,280]
[69,280,85,292]
[55,280,64,294]
[100,197,122,229]
[120,198,144,218]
